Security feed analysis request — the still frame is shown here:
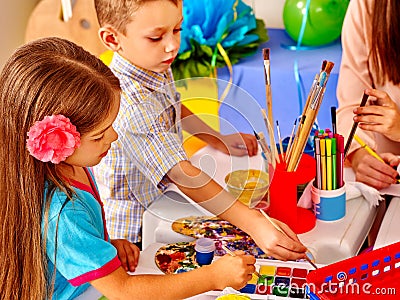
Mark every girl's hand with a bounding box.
[354,89,400,142]
[349,148,399,189]
[211,133,258,157]
[208,251,256,290]
[111,239,140,272]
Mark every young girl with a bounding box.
[0,37,255,299]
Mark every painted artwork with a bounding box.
[154,241,200,274]
[172,216,270,259]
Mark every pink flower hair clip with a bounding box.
[26,114,81,164]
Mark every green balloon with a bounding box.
[283,0,349,46]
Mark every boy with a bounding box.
[93,0,307,261]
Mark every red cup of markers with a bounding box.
[268,154,316,234]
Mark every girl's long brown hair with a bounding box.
[371,0,400,85]
[0,37,121,299]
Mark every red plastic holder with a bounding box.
[268,153,316,234]
[306,241,400,299]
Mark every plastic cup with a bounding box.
[224,169,269,208]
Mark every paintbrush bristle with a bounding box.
[321,60,327,71]
[324,61,335,74]
[262,48,270,61]
[253,130,260,140]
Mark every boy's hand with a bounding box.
[212,133,258,157]
[248,214,307,261]
[111,239,140,272]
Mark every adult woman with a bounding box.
[337,0,400,189]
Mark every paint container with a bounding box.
[237,259,313,298]
[311,184,346,221]
[195,238,216,266]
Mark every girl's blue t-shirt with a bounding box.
[42,168,121,299]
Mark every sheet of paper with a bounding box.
[345,166,400,197]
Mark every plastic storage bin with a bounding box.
[306,241,400,299]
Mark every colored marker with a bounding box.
[320,139,327,190]
[335,134,344,188]
[314,137,322,189]
[326,138,332,190]
[331,138,337,190]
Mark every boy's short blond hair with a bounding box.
[94,0,180,35]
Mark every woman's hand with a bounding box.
[354,89,400,142]
[349,148,399,189]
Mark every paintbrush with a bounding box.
[285,118,298,163]
[287,61,334,172]
[262,48,273,129]
[259,209,318,270]
[261,109,280,164]
[262,49,280,165]
[221,244,262,278]
[343,92,369,158]
[253,131,273,164]
[276,120,285,160]
[331,106,337,135]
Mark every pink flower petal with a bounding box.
[26,114,80,164]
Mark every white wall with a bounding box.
[0,0,38,69]
[0,0,285,69]
[250,0,285,28]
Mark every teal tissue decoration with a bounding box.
[172,0,268,80]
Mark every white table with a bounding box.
[374,197,400,250]
[80,146,379,299]
[143,146,378,265]
[298,196,376,264]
